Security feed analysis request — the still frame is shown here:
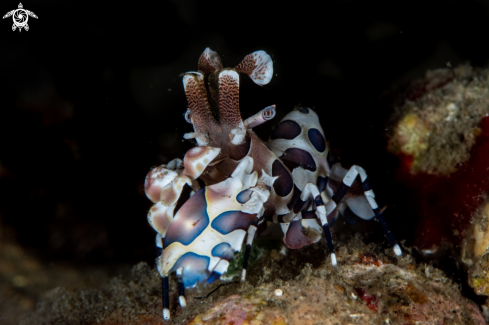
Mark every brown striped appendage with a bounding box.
[198,48,223,74]
[181,49,275,182]
[182,73,218,138]
[235,50,273,86]
[218,70,242,130]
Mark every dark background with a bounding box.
[1,0,489,267]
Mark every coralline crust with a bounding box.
[388,64,489,175]
[20,235,486,325]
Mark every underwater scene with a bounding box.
[1,1,489,324]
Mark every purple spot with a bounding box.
[212,210,256,234]
[317,176,327,192]
[287,185,302,210]
[271,120,301,140]
[237,189,252,204]
[284,220,306,249]
[281,148,317,172]
[164,188,209,247]
[284,219,320,249]
[272,159,293,196]
[212,242,234,260]
[170,252,210,288]
[308,128,326,152]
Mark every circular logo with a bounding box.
[3,3,38,32]
[13,9,28,28]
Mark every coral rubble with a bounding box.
[387,64,489,251]
[0,226,122,325]
[21,236,485,325]
[388,64,489,176]
[465,202,489,296]
[189,237,485,325]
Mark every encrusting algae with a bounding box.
[20,235,486,325]
[388,64,489,175]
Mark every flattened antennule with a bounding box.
[198,48,223,74]
[218,70,243,131]
[235,50,273,86]
[182,72,218,145]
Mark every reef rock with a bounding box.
[465,202,489,296]
[21,235,485,325]
[387,64,489,253]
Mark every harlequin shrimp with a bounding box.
[144,48,402,320]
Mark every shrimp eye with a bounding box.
[184,109,192,123]
[262,105,276,120]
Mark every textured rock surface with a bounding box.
[387,64,489,252]
[388,64,489,176]
[20,263,162,325]
[20,235,486,325]
[0,226,129,325]
[189,237,486,325]
[466,202,489,296]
